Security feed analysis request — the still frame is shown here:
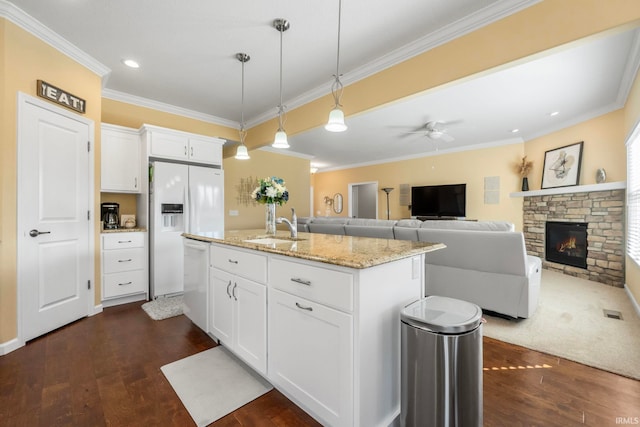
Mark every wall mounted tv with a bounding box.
[411,184,466,218]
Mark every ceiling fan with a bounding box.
[401,120,457,142]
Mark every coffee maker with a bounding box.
[101,202,120,230]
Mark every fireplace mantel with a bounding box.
[510,181,625,198]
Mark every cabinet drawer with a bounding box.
[103,270,147,298]
[103,248,145,273]
[270,258,353,312]
[103,233,145,249]
[210,245,267,284]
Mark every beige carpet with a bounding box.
[142,295,184,320]
[161,346,272,427]
[483,269,640,380]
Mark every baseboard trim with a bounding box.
[625,284,640,318]
[91,304,103,316]
[0,338,24,356]
[101,293,147,308]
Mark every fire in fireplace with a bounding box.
[545,221,588,269]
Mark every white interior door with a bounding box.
[17,94,93,342]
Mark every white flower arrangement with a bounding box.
[251,176,289,205]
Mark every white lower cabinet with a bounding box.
[101,232,148,306]
[201,239,425,427]
[209,245,267,375]
[268,287,353,427]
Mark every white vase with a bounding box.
[265,203,276,235]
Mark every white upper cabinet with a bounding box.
[100,124,141,193]
[189,136,223,165]
[141,124,225,166]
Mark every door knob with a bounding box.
[29,229,51,237]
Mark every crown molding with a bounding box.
[0,0,111,79]
[617,28,640,107]
[246,0,541,128]
[102,88,238,128]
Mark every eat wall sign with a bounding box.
[37,80,86,114]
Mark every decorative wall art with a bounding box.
[236,176,259,206]
[541,141,583,189]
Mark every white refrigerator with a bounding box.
[150,161,224,300]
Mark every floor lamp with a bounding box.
[381,187,394,220]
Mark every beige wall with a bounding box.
[313,143,525,228]
[102,98,238,142]
[624,58,640,304]
[223,150,311,230]
[524,110,627,189]
[0,19,103,342]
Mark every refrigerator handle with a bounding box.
[184,183,190,233]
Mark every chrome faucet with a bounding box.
[277,207,297,239]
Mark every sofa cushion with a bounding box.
[418,229,528,276]
[296,217,313,232]
[310,217,350,224]
[344,224,396,239]
[393,219,422,241]
[346,218,397,227]
[307,218,347,235]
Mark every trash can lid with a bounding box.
[401,295,482,334]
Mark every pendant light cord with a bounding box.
[332,0,344,108]
[278,23,285,131]
[241,57,246,137]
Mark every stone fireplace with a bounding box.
[521,185,625,287]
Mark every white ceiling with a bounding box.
[5,0,640,171]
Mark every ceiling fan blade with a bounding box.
[439,119,464,127]
[440,133,455,143]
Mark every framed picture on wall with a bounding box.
[541,141,584,189]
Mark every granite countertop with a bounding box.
[102,227,147,233]
[183,229,445,269]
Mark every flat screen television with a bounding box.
[411,184,466,218]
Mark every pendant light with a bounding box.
[325,0,347,132]
[272,18,290,149]
[235,53,251,160]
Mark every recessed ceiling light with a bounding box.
[549,111,559,116]
[511,129,520,133]
[122,59,140,69]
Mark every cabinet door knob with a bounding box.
[228,259,239,264]
[232,283,238,301]
[118,259,132,263]
[226,280,232,299]
[295,302,313,311]
[118,282,132,286]
[134,177,138,188]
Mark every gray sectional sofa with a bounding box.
[297,217,540,318]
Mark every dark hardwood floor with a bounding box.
[1,301,638,426]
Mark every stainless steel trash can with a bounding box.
[401,295,483,427]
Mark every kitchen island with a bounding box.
[183,230,444,427]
